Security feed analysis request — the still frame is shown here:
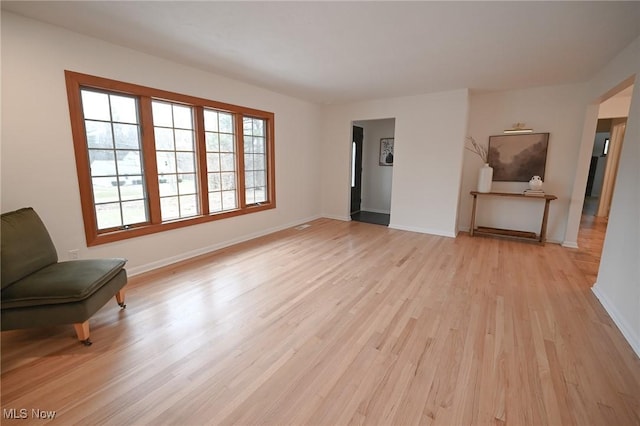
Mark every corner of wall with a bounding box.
[592,283,640,358]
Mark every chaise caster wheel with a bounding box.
[81,339,93,346]
[118,302,127,309]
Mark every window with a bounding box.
[65,71,275,246]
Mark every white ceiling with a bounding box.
[3,1,640,104]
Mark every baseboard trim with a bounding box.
[322,214,351,222]
[389,223,456,238]
[592,283,640,358]
[128,214,322,277]
[562,241,579,249]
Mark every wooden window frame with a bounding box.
[65,71,276,246]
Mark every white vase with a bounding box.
[477,163,493,193]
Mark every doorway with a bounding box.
[576,86,632,281]
[350,118,395,226]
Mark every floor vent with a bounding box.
[294,224,311,230]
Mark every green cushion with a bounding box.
[1,258,127,309]
[1,208,58,289]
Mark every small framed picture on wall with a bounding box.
[379,138,394,166]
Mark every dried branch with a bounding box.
[465,136,488,163]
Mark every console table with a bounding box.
[469,191,557,245]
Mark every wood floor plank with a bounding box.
[1,217,639,425]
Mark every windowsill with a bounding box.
[87,202,275,246]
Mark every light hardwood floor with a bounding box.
[2,218,639,425]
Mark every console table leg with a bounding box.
[470,194,478,237]
[539,199,552,244]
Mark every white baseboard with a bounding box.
[128,214,322,276]
[322,214,351,221]
[389,223,456,238]
[592,283,640,358]
[562,241,579,249]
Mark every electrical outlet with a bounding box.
[68,249,79,260]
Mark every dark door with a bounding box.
[585,156,598,196]
[351,126,363,214]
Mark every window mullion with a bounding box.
[236,114,247,209]
[139,96,162,224]
[266,118,276,205]
[195,106,209,215]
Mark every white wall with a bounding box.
[322,90,469,237]
[353,119,395,214]
[459,84,589,242]
[1,12,323,275]
[585,36,640,357]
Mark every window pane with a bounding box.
[159,175,178,196]
[253,137,265,153]
[255,170,266,187]
[117,150,142,176]
[221,191,237,210]
[179,194,198,217]
[152,101,173,127]
[243,118,253,134]
[244,154,254,171]
[221,172,235,190]
[209,192,222,212]
[219,134,234,152]
[179,174,197,194]
[207,153,220,172]
[160,196,180,221]
[157,152,177,173]
[113,123,140,149]
[204,109,219,132]
[81,90,111,121]
[120,177,145,201]
[254,154,265,170]
[85,121,113,148]
[253,119,264,137]
[219,113,233,133]
[177,152,195,173]
[92,177,120,203]
[246,189,255,205]
[110,95,138,124]
[173,105,193,129]
[206,132,219,151]
[220,154,235,172]
[154,128,175,150]
[255,187,267,203]
[208,173,221,191]
[122,200,147,225]
[89,150,116,176]
[95,203,122,229]
[175,129,194,151]
[245,171,255,188]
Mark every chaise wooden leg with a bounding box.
[73,321,92,346]
[115,289,126,309]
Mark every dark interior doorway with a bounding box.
[350,126,363,214]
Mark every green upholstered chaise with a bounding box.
[1,207,128,345]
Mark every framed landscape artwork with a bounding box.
[379,138,394,166]
[488,133,549,181]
